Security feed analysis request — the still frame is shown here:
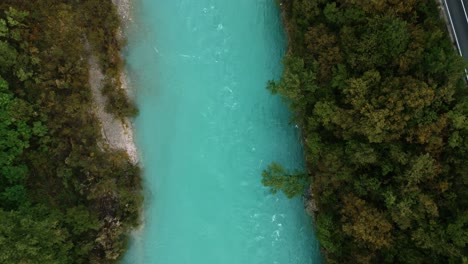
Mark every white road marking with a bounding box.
[445,1,468,80]
[461,0,468,25]
[445,0,463,56]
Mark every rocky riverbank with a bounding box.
[88,54,138,164]
[88,0,138,164]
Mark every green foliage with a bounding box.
[262,162,308,198]
[0,40,17,71]
[0,2,141,263]
[266,0,468,263]
[315,213,342,255]
[0,207,72,264]
[0,77,32,209]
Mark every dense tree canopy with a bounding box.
[0,2,141,263]
[263,0,468,263]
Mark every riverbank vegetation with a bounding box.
[263,0,467,263]
[0,1,141,263]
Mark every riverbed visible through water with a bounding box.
[122,0,322,263]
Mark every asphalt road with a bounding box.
[444,0,468,64]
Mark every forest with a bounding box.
[0,1,141,263]
[263,0,468,263]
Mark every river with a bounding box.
[122,0,321,263]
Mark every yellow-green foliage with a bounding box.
[263,0,468,263]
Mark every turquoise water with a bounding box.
[122,0,321,263]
